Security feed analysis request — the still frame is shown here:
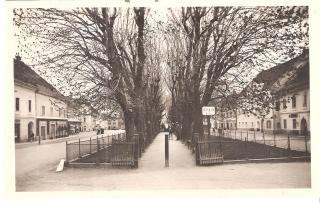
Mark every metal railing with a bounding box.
[66,132,126,163]
[195,130,310,165]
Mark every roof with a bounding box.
[277,59,309,93]
[253,49,309,89]
[14,57,66,100]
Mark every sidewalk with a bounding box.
[139,132,194,170]
[15,130,125,149]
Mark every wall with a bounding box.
[14,84,36,142]
[36,93,67,119]
[278,89,310,135]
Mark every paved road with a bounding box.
[15,132,310,191]
[15,130,124,177]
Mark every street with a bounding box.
[15,130,124,177]
[15,132,310,191]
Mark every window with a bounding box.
[303,93,307,107]
[266,120,271,129]
[282,99,287,109]
[275,101,280,111]
[291,96,296,108]
[84,117,86,122]
[50,107,53,116]
[15,98,20,111]
[41,106,45,116]
[28,100,31,112]
[293,119,297,129]
[283,119,287,129]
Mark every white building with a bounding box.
[236,50,309,135]
[81,115,97,132]
[14,56,68,142]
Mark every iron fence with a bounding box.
[66,132,126,163]
[195,130,310,165]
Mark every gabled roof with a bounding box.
[277,59,309,93]
[14,56,65,100]
[253,49,309,89]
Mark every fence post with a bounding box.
[165,133,169,167]
[97,136,99,151]
[102,135,104,149]
[263,131,266,145]
[304,134,308,155]
[194,133,199,165]
[96,136,100,164]
[240,131,242,141]
[245,137,248,160]
[66,141,68,163]
[287,134,291,158]
[78,138,81,158]
[246,131,249,142]
[273,132,276,147]
[90,137,92,154]
[234,130,236,140]
[253,130,256,143]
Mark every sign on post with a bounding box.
[202,106,215,138]
[202,106,215,115]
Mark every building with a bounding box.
[14,56,68,142]
[206,50,309,137]
[81,115,97,132]
[220,50,309,136]
[272,51,310,135]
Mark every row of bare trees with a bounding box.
[14,6,308,144]
[163,7,308,141]
[14,8,164,143]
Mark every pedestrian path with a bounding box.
[139,132,195,170]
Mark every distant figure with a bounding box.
[169,126,173,140]
[30,132,34,142]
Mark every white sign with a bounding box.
[202,106,215,115]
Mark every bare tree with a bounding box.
[14,7,164,140]
[165,6,308,138]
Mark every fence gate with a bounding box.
[196,140,224,165]
[110,135,139,168]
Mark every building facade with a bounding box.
[206,50,309,136]
[14,57,68,142]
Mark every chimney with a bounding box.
[15,54,21,61]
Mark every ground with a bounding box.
[15,132,311,191]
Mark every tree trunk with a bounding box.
[124,110,135,140]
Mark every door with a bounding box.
[50,124,56,139]
[15,123,20,142]
[28,122,34,141]
[300,118,308,136]
[40,126,46,140]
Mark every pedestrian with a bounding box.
[169,126,173,140]
[30,132,34,142]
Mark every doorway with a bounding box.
[300,117,308,136]
[50,124,56,139]
[40,126,46,140]
[28,122,34,141]
[15,120,20,142]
